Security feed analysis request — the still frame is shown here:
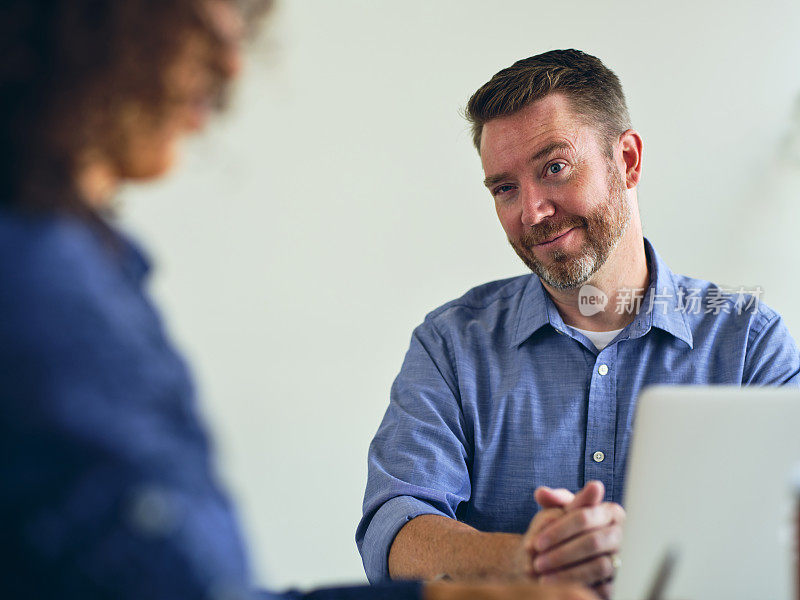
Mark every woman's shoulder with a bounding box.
[0,208,151,342]
[0,207,189,403]
[0,207,110,276]
[0,207,143,299]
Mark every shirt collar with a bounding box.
[642,237,693,348]
[92,219,152,286]
[510,237,693,349]
[115,230,152,286]
[510,273,564,347]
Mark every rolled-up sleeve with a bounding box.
[356,316,472,582]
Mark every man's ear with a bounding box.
[618,129,643,189]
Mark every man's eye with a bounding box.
[493,184,515,196]
[547,163,565,175]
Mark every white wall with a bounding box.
[119,0,800,590]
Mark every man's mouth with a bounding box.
[535,227,578,246]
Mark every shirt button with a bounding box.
[598,364,609,376]
[593,451,605,463]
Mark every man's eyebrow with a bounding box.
[483,141,575,188]
[528,140,574,165]
[483,171,513,189]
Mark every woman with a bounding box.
[0,1,594,599]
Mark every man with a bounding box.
[356,49,800,597]
[0,3,594,599]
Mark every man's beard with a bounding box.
[509,163,631,290]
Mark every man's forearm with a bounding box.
[388,514,526,581]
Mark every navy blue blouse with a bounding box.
[0,208,419,600]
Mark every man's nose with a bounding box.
[519,183,556,227]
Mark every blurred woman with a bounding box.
[0,1,594,599]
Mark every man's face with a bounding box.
[480,93,631,290]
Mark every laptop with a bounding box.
[613,385,800,600]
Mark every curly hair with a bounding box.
[0,0,271,215]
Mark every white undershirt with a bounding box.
[569,326,624,351]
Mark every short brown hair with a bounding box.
[465,49,631,154]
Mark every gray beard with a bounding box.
[510,165,631,290]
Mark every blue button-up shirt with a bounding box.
[0,207,420,600]
[356,238,800,582]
